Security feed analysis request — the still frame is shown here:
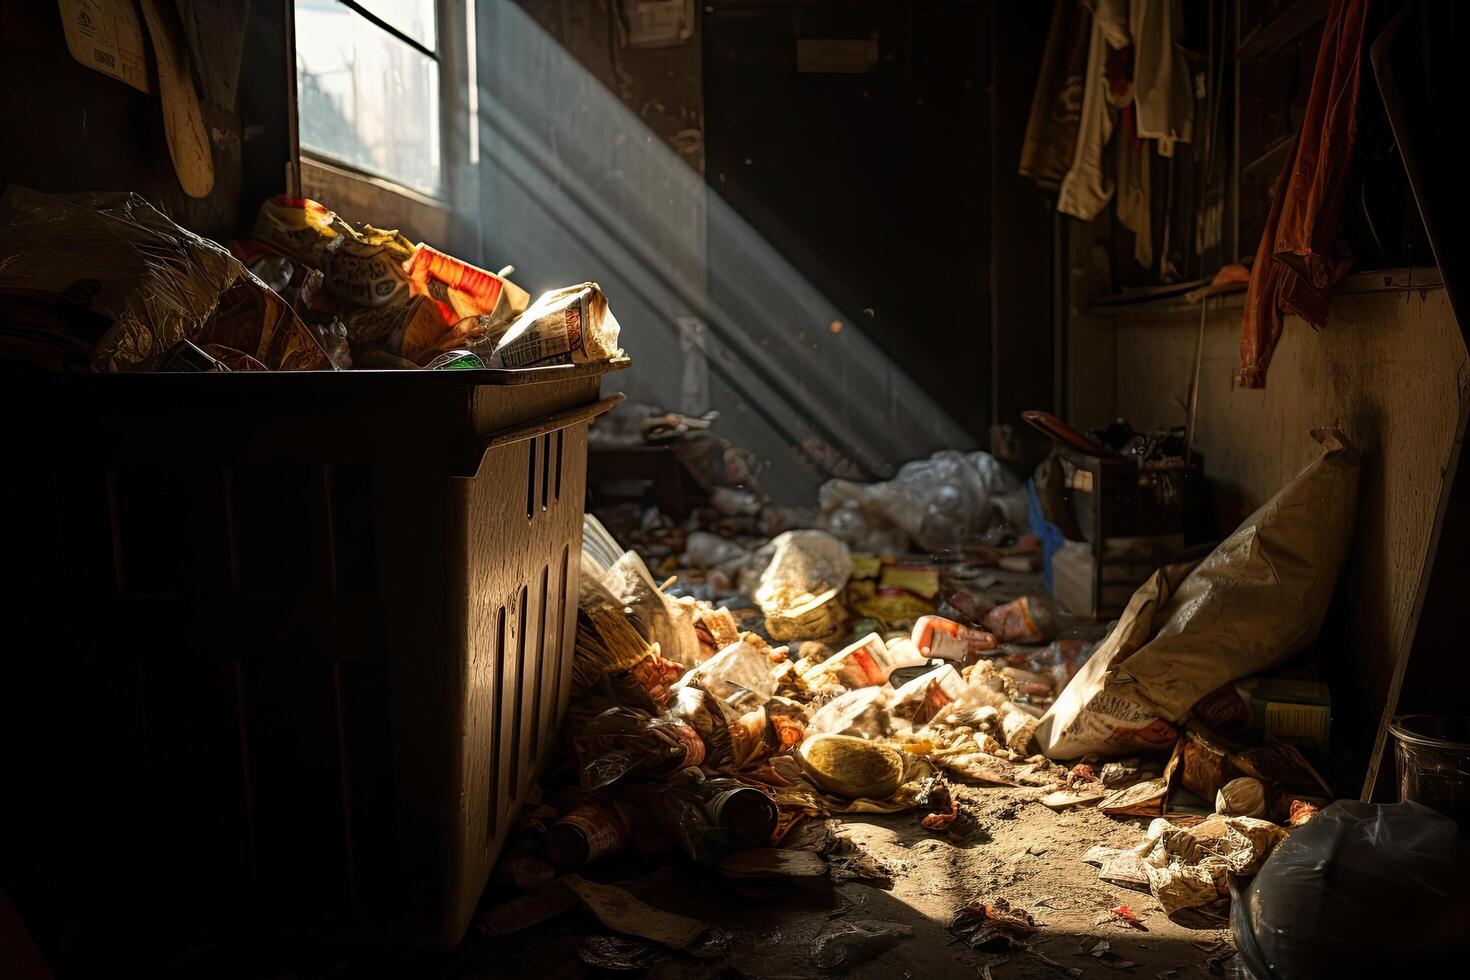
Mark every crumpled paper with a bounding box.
[1084,813,1288,919]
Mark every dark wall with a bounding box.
[704,0,995,441]
[989,0,1055,464]
[0,1,292,241]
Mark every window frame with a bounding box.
[288,0,477,253]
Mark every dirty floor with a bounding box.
[446,783,1238,979]
[151,785,1240,979]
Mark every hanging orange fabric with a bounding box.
[1237,0,1370,389]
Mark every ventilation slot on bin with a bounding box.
[488,605,506,841]
[531,565,549,759]
[525,440,537,520]
[509,585,529,792]
[547,544,570,745]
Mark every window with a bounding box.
[294,0,443,196]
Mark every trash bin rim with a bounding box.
[1389,714,1470,753]
[3,356,629,387]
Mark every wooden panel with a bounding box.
[1107,288,1466,768]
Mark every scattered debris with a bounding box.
[810,918,914,972]
[717,847,827,881]
[562,876,709,949]
[917,773,960,831]
[578,934,666,971]
[948,897,1041,952]
[1086,938,1140,970]
[1105,904,1149,931]
[1040,786,1107,810]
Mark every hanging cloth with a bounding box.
[1057,0,1132,220]
[1238,0,1369,388]
[1130,0,1194,157]
[1020,0,1094,190]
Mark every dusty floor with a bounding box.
[443,782,1239,979]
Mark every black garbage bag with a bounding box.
[1231,800,1470,979]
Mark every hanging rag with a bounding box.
[1237,0,1369,388]
[1114,105,1154,268]
[1130,0,1194,157]
[1057,0,1132,220]
[1020,0,1093,190]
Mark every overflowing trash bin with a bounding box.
[0,186,632,950]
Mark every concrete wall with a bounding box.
[1077,284,1466,749]
[477,0,980,504]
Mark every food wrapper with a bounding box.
[251,197,532,366]
[252,195,415,308]
[0,187,329,372]
[404,244,529,329]
[477,282,623,368]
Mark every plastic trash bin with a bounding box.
[0,360,625,954]
[1390,714,1470,832]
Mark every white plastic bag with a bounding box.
[817,450,1023,553]
[753,530,852,617]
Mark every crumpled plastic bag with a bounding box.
[0,187,331,372]
[600,550,703,667]
[754,530,853,617]
[1037,429,1359,759]
[676,639,778,702]
[1231,801,1470,978]
[679,531,751,570]
[818,450,1026,554]
[663,683,767,770]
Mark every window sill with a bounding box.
[300,155,451,245]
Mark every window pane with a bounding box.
[352,0,437,51]
[295,0,442,195]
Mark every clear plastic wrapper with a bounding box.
[601,550,703,667]
[663,683,766,769]
[572,706,706,791]
[0,187,330,372]
[888,664,968,727]
[806,686,895,739]
[817,450,1025,554]
[754,530,853,617]
[676,639,778,702]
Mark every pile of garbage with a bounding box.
[0,187,624,374]
[483,426,1369,965]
